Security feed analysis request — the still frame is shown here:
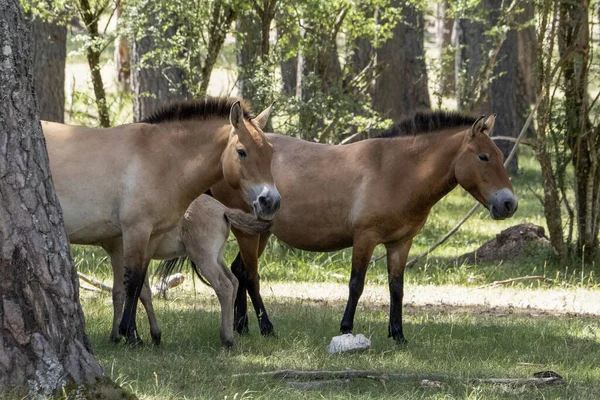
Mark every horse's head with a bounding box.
[222,101,280,221]
[455,115,518,220]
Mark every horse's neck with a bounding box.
[384,130,465,210]
[159,119,230,207]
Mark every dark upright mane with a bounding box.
[141,97,253,125]
[375,111,478,138]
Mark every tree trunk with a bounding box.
[131,3,188,121]
[30,16,66,123]
[0,0,110,395]
[489,3,519,174]
[78,0,110,127]
[114,1,130,91]
[197,2,237,97]
[278,21,297,96]
[558,0,599,260]
[373,1,430,121]
[455,0,519,173]
[434,0,454,101]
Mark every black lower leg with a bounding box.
[119,267,144,345]
[247,277,274,336]
[388,273,407,344]
[340,269,366,334]
[231,253,249,334]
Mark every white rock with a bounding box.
[327,333,371,354]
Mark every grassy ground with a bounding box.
[81,286,600,399]
[69,144,600,399]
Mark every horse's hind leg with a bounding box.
[385,239,412,344]
[103,240,125,343]
[339,235,378,335]
[187,242,237,348]
[119,227,152,346]
[237,232,275,336]
[139,277,162,345]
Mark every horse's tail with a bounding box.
[224,208,272,235]
[155,256,212,289]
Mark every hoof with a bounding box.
[221,339,234,349]
[259,322,275,337]
[391,334,408,345]
[235,316,249,335]
[110,333,121,344]
[125,335,144,347]
[151,331,162,346]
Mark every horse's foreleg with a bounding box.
[340,237,377,335]
[230,252,249,334]
[139,277,161,345]
[102,239,125,344]
[385,240,412,344]
[108,246,125,343]
[241,232,274,336]
[119,227,152,346]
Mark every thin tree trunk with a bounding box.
[114,1,130,91]
[558,0,598,259]
[30,16,66,122]
[0,0,115,395]
[534,0,566,260]
[198,3,236,96]
[373,1,430,121]
[434,0,454,101]
[79,0,110,127]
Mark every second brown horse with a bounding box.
[210,111,518,343]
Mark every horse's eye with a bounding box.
[236,149,247,159]
[478,153,490,162]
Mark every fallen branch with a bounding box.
[78,272,112,292]
[477,275,564,289]
[77,271,185,295]
[370,89,548,267]
[232,369,563,387]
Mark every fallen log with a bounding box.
[232,369,564,387]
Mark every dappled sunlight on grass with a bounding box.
[80,292,600,399]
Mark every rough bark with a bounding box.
[0,0,105,395]
[373,1,430,121]
[30,16,66,123]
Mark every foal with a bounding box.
[210,112,518,343]
[43,98,280,345]
[105,194,271,348]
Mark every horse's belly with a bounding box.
[61,202,121,244]
[271,224,353,252]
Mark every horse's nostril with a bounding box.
[258,195,270,208]
[504,200,514,213]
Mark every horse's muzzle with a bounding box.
[489,188,518,220]
[252,185,281,221]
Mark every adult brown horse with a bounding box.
[43,98,281,345]
[210,111,517,344]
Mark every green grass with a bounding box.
[80,288,600,399]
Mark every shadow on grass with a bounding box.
[82,295,600,399]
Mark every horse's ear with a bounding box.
[483,113,496,136]
[230,101,244,131]
[468,116,486,139]
[254,102,274,130]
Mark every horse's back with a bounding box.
[42,121,143,243]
